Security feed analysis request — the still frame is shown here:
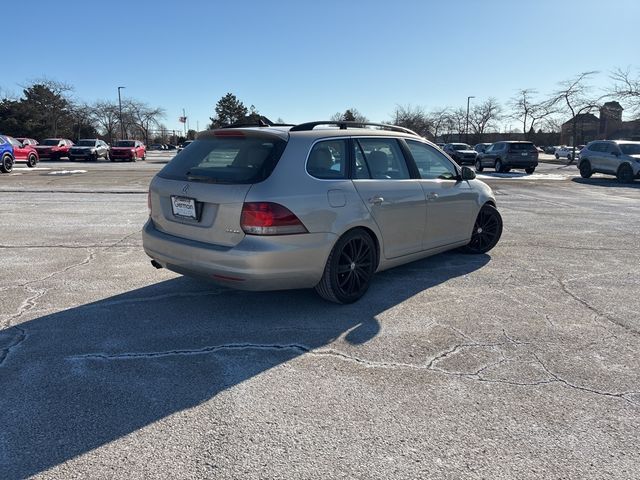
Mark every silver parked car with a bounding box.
[68,139,110,161]
[578,140,640,183]
[142,122,503,303]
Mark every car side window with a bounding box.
[354,138,410,180]
[306,139,347,179]
[605,143,619,154]
[406,140,458,180]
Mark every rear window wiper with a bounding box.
[186,172,228,183]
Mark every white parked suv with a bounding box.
[578,140,640,183]
[554,146,578,161]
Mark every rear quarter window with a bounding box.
[158,134,287,184]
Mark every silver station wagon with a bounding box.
[142,121,502,303]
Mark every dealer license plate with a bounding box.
[171,196,197,220]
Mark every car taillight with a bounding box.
[147,190,152,215]
[240,202,307,235]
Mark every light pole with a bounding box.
[465,95,475,143]
[118,86,126,140]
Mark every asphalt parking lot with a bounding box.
[1,152,639,479]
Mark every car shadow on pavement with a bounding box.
[571,177,640,189]
[0,252,489,479]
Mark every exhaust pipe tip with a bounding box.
[150,259,163,269]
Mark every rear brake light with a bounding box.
[147,190,152,214]
[214,130,245,137]
[240,202,308,235]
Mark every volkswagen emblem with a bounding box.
[182,184,190,194]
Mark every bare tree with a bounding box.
[509,89,556,139]
[426,107,451,140]
[448,107,467,141]
[391,104,432,137]
[610,67,640,116]
[68,103,96,141]
[548,71,601,162]
[92,101,120,144]
[123,100,165,144]
[330,108,368,123]
[469,98,502,140]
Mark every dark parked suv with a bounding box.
[476,141,538,173]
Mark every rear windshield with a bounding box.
[77,140,96,146]
[619,144,640,155]
[158,134,287,184]
[116,140,135,147]
[41,139,61,146]
[451,144,471,150]
[508,143,536,151]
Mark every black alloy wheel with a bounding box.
[460,204,503,254]
[1,153,14,173]
[26,153,38,168]
[579,160,592,178]
[316,229,376,304]
[475,159,483,172]
[617,163,634,184]
[495,159,503,173]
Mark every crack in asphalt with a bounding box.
[67,341,639,405]
[0,326,27,367]
[0,230,139,364]
[0,244,140,249]
[556,276,639,336]
[532,354,639,405]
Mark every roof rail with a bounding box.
[289,121,419,136]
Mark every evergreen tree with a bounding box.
[209,93,248,128]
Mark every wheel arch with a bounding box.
[337,225,381,271]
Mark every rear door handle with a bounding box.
[427,192,439,200]
[368,196,384,206]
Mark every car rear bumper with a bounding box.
[142,219,336,291]
[504,158,538,167]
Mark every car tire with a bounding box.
[459,204,503,254]
[616,163,634,184]
[1,153,14,173]
[495,159,503,173]
[525,167,535,174]
[315,229,376,304]
[105,152,110,162]
[26,153,38,168]
[555,153,560,159]
[579,160,593,178]
[475,159,483,172]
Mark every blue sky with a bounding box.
[3,0,638,131]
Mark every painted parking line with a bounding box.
[46,170,88,176]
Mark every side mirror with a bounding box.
[461,166,476,181]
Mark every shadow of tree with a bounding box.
[0,252,489,478]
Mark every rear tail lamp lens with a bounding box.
[147,190,152,215]
[241,202,308,235]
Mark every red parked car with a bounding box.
[6,136,39,167]
[33,138,74,160]
[16,137,39,147]
[110,139,146,162]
